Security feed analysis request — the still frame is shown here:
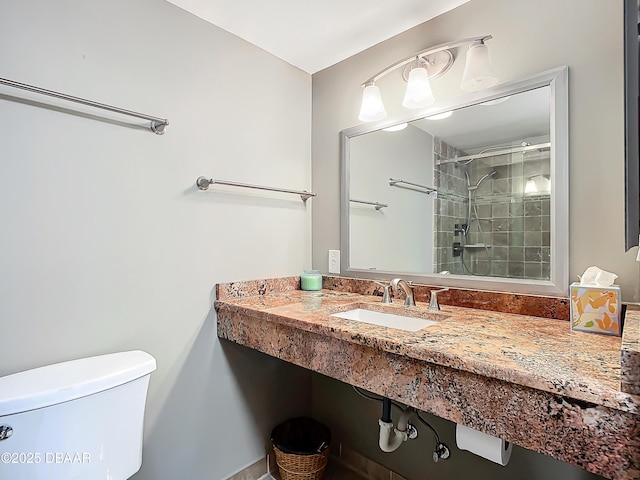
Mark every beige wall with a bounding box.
[312,0,640,301]
[0,1,312,478]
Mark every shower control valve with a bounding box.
[453,224,467,236]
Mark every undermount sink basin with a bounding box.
[330,308,438,332]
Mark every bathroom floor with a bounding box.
[268,464,365,480]
[322,462,367,480]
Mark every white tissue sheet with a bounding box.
[455,424,512,466]
[578,266,618,287]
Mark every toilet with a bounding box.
[0,350,156,480]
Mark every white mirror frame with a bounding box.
[340,66,569,296]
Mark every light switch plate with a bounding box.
[328,250,340,274]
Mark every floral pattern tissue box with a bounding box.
[570,283,622,336]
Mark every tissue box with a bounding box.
[570,283,622,336]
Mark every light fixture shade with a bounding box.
[383,123,408,132]
[525,175,551,194]
[402,67,435,109]
[524,178,538,194]
[358,84,387,122]
[425,111,453,121]
[479,95,511,106]
[460,41,498,92]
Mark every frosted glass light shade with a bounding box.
[524,178,538,194]
[525,175,551,194]
[460,41,498,92]
[402,67,435,109]
[425,111,453,120]
[383,123,408,132]
[358,85,387,122]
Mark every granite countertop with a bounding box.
[215,282,640,415]
[215,276,640,479]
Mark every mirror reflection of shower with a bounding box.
[433,138,551,279]
[457,169,498,275]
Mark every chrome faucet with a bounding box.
[390,278,415,306]
[428,288,450,311]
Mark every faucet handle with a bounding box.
[428,288,449,311]
[431,287,449,293]
[374,281,393,303]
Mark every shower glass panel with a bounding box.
[433,141,551,280]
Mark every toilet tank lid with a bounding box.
[0,350,156,416]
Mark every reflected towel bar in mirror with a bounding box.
[389,178,437,195]
[196,176,316,202]
[350,199,388,210]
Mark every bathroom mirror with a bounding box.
[623,0,639,250]
[340,67,568,296]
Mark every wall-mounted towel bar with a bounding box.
[196,176,316,202]
[0,77,169,135]
[350,199,388,210]
[389,178,437,195]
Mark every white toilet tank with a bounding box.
[0,350,156,480]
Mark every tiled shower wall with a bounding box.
[433,138,551,280]
[434,139,467,275]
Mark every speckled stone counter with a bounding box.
[622,308,640,395]
[215,276,640,480]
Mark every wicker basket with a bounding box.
[271,417,331,480]
[273,445,329,480]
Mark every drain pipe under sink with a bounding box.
[378,398,417,453]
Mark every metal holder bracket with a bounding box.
[0,425,13,441]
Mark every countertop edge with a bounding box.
[215,297,640,415]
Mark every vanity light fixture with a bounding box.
[524,174,551,194]
[460,39,499,92]
[524,177,537,194]
[402,57,435,109]
[358,35,497,122]
[358,84,387,122]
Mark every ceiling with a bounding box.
[166,0,470,73]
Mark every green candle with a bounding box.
[301,270,322,291]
